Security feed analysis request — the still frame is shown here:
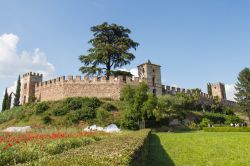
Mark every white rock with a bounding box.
[103,124,120,133]
[83,126,90,132]
[96,127,104,131]
[89,125,97,130]
[3,126,31,133]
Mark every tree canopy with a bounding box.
[235,67,250,122]
[79,22,139,79]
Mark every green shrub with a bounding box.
[225,115,244,125]
[96,107,110,123]
[204,112,226,124]
[43,115,52,124]
[203,127,250,132]
[200,118,212,127]
[35,102,49,114]
[101,103,117,112]
[53,107,69,116]
[66,107,96,123]
[64,97,83,110]
[84,97,101,109]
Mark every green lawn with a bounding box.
[147,131,250,166]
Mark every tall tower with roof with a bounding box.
[137,60,162,95]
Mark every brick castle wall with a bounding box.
[34,75,139,102]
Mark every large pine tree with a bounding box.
[2,88,8,111]
[79,22,139,79]
[14,75,21,107]
[235,67,250,123]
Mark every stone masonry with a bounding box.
[20,60,233,105]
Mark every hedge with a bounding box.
[21,129,151,166]
[203,127,250,132]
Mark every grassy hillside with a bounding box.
[0,97,124,130]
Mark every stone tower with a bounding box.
[137,60,162,95]
[20,72,43,104]
[210,82,227,100]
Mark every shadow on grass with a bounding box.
[146,133,175,166]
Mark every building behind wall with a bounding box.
[20,60,233,105]
[210,82,227,100]
[137,60,162,95]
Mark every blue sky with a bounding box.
[0,0,250,106]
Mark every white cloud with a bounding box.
[130,68,138,77]
[0,33,55,110]
[117,68,138,77]
[225,84,236,101]
[0,33,55,78]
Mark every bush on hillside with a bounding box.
[53,107,69,116]
[66,107,96,124]
[101,102,117,112]
[43,115,52,124]
[35,102,49,114]
[84,97,101,109]
[96,107,110,124]
[200,118,212,127]
[64,97,83,110]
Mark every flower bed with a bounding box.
[0,131,106,166]
[20,129,151,166]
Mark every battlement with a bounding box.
[35,75,140,88]
[162,85,213,99]
[23,72,43,78]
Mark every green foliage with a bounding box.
[120,82,150,129]
[52,107,69,116]
[79,22,139,79]
[225,115,244,124]
[203,127,250,132]
[0,134,99,166]
[235,67,250,122]
[64,97,83,110]
[207,83,212,96]
[101,102,117,112]
[43,115,52,124]
[111,70,133,77]
[2,88,8,111]
[35,102,49,114]
[67,107,96,124]
[204,112,226,124]
[7,94,12,110]
[153,94,192,122]
[96,107,110,123]
[14,75,21,107]
[84,97,101,109]
[200,118,212,127]
[24,130,150,166]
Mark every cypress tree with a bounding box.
[14,75,21,107]
[2,88,8,111]
[207,83,212,96]
[7,94,12,110]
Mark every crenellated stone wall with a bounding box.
[34,75,140,102]
[162,85,213,99]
